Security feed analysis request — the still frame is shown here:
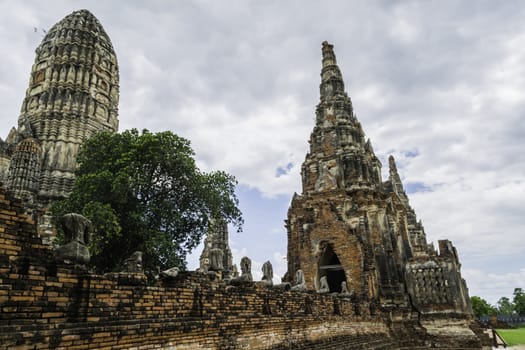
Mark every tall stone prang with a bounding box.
[0,9,119,206]
[199,217,234,279]
[286,42,472,318]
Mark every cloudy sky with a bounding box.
[1,0,524,304]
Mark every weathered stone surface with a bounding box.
[261,260,273,286]
[209,247,224,271]
[60,212,91,244]
[232,263,239,277]
[318,276,330,293]
[239,256,253,281]
[160,266,180,279]
[285,41,479,347]
[199,217,234,279]
[0,9,120,212]
[0,190,416,350]
[122,251,143,273]
[291,269,307,292]
[6,137,41,205]
[55,212,91,264]
[340,281,354,297]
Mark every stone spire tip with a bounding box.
[72,9,97,17]
[388,155,397,172]
[322,41,336,67]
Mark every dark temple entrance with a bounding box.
[318,243,347,293]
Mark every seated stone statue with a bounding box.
[318,276,330,293]
[340,281,354,297]
[261,260,273,286]
[291,269,307,291]
[123,251,143,273]
[239,256,253,281]
[230,256,253,285]
[56,213,92,265]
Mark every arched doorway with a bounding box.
[318,242,347,292]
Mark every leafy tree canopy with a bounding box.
[470,296,495,318]
[52,129,243,273]
[514,288,525,315]
[496,296,515,315]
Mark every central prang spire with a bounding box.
[286,41,475,332]
[301,42,382,194]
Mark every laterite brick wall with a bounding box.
[0,187,483,349]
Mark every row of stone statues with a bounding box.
[228,257,354,297]
[54,213,353,297]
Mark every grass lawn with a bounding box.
[497,327,525,346]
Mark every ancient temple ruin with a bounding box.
[0,10,489,350]
[286,40,473,321]
[0,9,119,208]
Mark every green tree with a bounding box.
[513,288,525,315]
[496,296,514,315]
[470,296,495,318]
[51,129,243,273]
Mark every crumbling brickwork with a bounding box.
[405,240,472,314]
[0,186,485,349]
[285,41,484,348]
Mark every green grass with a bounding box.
[497,327,525,346]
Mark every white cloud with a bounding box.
[463,268,525,305]
[167,96,310,197]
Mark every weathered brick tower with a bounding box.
[286,42,472,316]
[0,9,119,206]
[199,217,234,279]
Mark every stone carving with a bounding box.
[261,260,273,286]
[291,269,307,291]
[209,248,224,272]
[239,256,253,282]
[199,217,233,277]
[18,121,34,139]
[123,251,143,273]
[56,213,92,264]
[229,257,253,285]
[318,276,330,293]
[6,138,41,204]
[232,264,239,278]
[315,159,339,191]
[1,9,119,208]
[340,281,354,297]
[160,267,180,279]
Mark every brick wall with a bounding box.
[0,187,483,349]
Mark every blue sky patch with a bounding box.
[275,162,294,177]
[405,181,432,194]
[403,149,420,158]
